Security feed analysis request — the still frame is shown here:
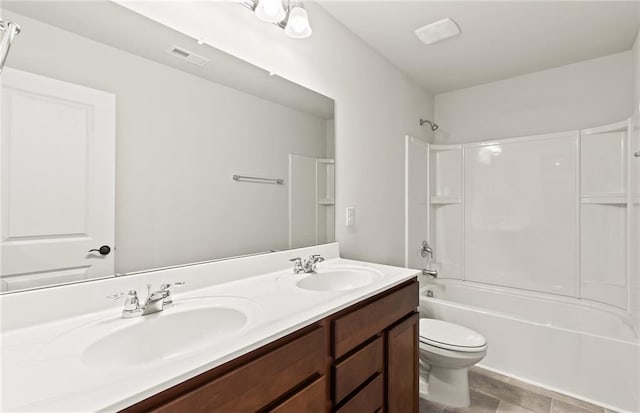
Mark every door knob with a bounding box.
[89,245,111,256]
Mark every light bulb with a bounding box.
[255,0,286,23]
[284,6,312,39]
[291,17,306,33]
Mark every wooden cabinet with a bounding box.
[387,314,419,413]
[332,281,419,413]
[122,278,418,413]
[270,377,327,413]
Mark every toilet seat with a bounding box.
[419,319,487,353]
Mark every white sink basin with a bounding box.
[289,266,384,291]
[82,306,247,368]
[45,297,259,369]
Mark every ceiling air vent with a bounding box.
[415,18,461,45]
[165,45,210,66]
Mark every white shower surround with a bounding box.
[419,281,640,412]
[407,118,640,412]
[418,120,637,311]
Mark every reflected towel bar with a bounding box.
[232,174,284,185]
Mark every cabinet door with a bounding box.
[386,313,418,413]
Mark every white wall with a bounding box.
[5,11,329,274]
[434,52,634,143]
[115,1,435,267]
[634,30,640,113]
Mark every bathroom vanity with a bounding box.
[1,243,420,412]
[124,279,418,413]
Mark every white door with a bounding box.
[405,135,429,269]
[1,68,115,292]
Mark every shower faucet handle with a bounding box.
[421,240,433,258]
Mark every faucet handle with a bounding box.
[160,281,186,306]
[160,281,186,291]
[300,255,324,273]
[289,257,303,274]
[107,290,142,318]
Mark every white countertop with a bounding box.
[1,246,418,412]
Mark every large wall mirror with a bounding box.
[0,1,335,293]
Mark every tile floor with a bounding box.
[419,367,617,413]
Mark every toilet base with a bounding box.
[419,366,471,408]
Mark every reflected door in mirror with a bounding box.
[1,68,115,292]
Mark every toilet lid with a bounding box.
[419,319,486,352]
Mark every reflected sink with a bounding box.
[294,266,384,291]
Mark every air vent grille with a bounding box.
[165,45,210,66]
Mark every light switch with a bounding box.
[346,207,355,227]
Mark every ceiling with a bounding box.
[2,1,334,120]
[320,1,640,94]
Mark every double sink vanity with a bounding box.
[1,243,420,412]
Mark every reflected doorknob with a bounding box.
[89,245,111,256]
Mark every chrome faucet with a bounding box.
[421,240,438,278]
[290,255,325,274]
[422,268,438,278]
[107,281,185,318]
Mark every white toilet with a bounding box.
[418,318,487,408]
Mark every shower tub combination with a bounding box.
[419,281,640,413]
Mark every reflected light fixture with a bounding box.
[241,0,313,39]
[254,0,286,23]
[284,5,312,39]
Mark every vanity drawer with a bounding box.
[332,280,418,358]
[150,327,325,413]
[269,376,326,413]
[333,336,383,403]
[335,374,383,413]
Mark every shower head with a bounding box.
[420,119,439,131]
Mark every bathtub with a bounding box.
[419,280,640,413]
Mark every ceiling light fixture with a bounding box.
[254,0,286,23]
[415,18,460,45]
[284,5,312,39]
[241,0,313,39]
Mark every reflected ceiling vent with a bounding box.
[415,18,461,45]
[165,45,210,66]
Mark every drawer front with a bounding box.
[333,280,418,358]
[335,374,383,413]
[334,336,383,403]
[151,327,325,413]
[269,376,326,413]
